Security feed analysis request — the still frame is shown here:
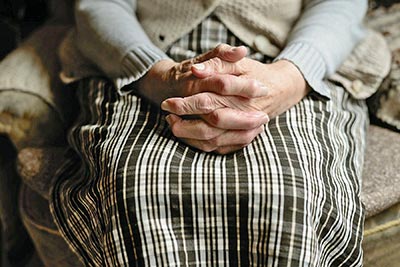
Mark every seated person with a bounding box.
[51,0,386,265]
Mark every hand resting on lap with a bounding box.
[137,44,310,154]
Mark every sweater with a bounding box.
[59,0,391,99]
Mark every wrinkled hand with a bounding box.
[136,44,266,105]
[163,54,310,119]
[161,44,310,154]
[162,93,270,154]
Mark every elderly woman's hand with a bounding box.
[135,44,267,105]
[163,57,310,119]
[161,46,311,154]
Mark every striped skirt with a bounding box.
[50,16,368,266]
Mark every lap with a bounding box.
[50,78,368,266]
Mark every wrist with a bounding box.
[135,59,177,104]
[273,60,309,92]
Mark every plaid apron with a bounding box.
[50,16,368,267]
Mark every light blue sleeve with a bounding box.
[74,0,169,92]
[275,0,368,98]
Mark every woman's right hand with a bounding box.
[158,42,312,154]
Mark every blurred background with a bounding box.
[0,0,48,60]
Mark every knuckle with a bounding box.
[215,77,229,94]
[179,60,192,72]
[195,94,215,113]
[208,57,223,71]
[181,97,202,114]
[208,110,221,126]
[166,66,179,83]
[247,80,260,97]
[198,126,216,140]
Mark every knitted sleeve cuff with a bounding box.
[114,44,169,95]
[275,42,330,99]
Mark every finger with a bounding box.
[162,93,253,117]
[162,93,221,115]
[165,114,226,140]
[194,44,247,63]
[181,126,264,153]
[192,74,267,98]
[162,92,268,116]
[166,108,268,138]
[191,57,243,78]
[201,108,269,130]
[180,44,247,72]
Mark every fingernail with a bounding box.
[192,63,205,70]
[161,100,171,111]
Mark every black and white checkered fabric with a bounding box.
[50,16,368,266]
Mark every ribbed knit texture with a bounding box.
[214,0,302,49]
[63,0,391,101]
[115,45,169,94]
[275,42,330,98]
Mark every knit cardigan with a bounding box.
[59,0,391,99]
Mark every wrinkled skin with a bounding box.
[136,44,310,154]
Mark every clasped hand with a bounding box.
[136,44,310,154]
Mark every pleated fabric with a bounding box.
[50,16,368,266]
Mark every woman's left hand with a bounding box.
[161,53,311,154]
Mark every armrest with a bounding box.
[17,147,67,199]
[0,24,76,148]
[362,125,400,217]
